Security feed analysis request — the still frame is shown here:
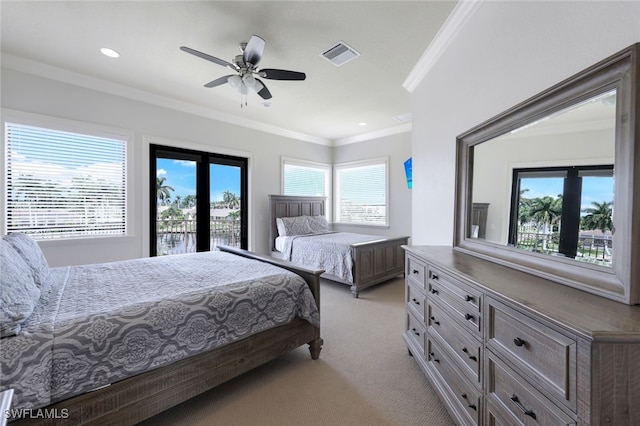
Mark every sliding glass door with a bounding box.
[150,145,247,256]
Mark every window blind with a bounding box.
[335,160,387,225]
[5,122,127,239]
[283,162,329,197]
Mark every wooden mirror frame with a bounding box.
[454,43,640,305]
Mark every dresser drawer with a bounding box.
[407,255,427,290]
[487,353,576,425]
[428,266,482,311]
[486,298,577,412]
[428,270,482,337]
[428,299,482,385]
[407,279,426,323]
[486,397,523,426]
[406,310,426,357]
[428,337,482,425]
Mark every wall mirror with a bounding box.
[454,43,639,305]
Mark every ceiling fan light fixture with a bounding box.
[228,75,242,90]
[243,74,257,89]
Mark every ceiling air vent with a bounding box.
[321,41,360,67]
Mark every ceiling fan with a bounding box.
[180,35,306,103]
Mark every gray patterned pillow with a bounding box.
[277,216,313,236]
[1,238,41,337]
[307,216,329,233]
[3,233,50,290]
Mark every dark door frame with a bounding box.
[150,144,248,255]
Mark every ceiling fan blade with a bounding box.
[255,78,272,99]
[180,46,238,70]
[259,69,306,81]
[243,35,265,67]
[204,75,235,88]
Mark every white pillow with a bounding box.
[0,238,41,337]
[3,233,50,290]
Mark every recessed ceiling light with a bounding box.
[358,122,367,126]
[100,47,120,58]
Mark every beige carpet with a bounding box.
[140,277,454,426]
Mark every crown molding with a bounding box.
[332,122,412,146]
[403,0,482,93]
[1,53,331,146]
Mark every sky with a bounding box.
[156,158,240,202]
[521,176,614,212]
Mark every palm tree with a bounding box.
[518,189,533,227]
[582,201,613,234]
[529,195,562,230]
[156,177,174,206]
[528,195,562,251]
[183,194,196,208]
[222,191,240,209]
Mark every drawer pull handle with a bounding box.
[412,269,419,274]
[412,298,420,305]
[431,288,439,295]
[429,352,440,363]
[461,347,478,361]
[431,273,439,280]
[460,394,477,411]
[513,337,526,347]
[510,394,536,419]
[411,328,420,336]
[430,316,440,326]
[465,295,473,302]
[465,313,474,321]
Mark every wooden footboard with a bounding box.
[348,236,408,297]
[12,247,323,426]
[268,194,408,298]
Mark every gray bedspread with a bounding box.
[0,251,319,410]
[280,232,387,283]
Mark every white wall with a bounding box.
[332,132,412,240]
[411,0,640,245]
[1,69,332,265]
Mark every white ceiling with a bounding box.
[0,1,458,145]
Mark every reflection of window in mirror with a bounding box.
[508,165,614,265]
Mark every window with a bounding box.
[282,157,331,197]
[282,157,332,219]
[509,165,614,263]
[335,157,388,226]
[4,119,127,240]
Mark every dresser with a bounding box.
[403,246,640,425]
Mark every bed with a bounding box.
[0,234,323,425]
[269,195,409,298]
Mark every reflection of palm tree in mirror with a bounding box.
[529,195,562,231]
[531,195,562,251]
[581,201,613,234]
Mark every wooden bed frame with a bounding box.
[269,194,408,298]
[13,246,323,426]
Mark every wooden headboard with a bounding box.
[268,195,326,252]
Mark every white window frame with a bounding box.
[334,157,389,227]
[2,109,133,240]
[281,156,332,220]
